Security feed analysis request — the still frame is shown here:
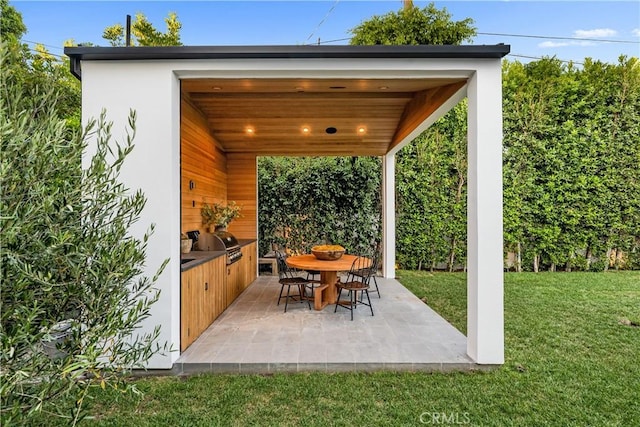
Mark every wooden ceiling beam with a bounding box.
[388,81,467,152]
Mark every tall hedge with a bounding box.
[503,56,640,271]
[256,57,639,272]
[257,156,381,257]
[396,103,468,271]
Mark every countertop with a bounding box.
[180,239,256,272]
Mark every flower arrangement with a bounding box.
[201,200,242,230]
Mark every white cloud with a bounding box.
[539,41,570,48]
[538,40,596,48]
[574,28,617,38]
[633,28,640,37]
[538,28,616,49]
[574,40,597,47]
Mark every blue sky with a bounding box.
[13,1,640,64]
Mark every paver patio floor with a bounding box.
[175,275,474,374]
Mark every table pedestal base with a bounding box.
[313,285,330,310]
[319,271,339,309]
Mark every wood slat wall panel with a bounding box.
[227,153,257,240]
[181,97,228,233]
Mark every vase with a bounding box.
[211,224,227,233]
[180,239,192,253]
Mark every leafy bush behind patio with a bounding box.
[257,156,382,256]
[0,43,167,425]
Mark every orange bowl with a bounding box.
[311,245,345,260]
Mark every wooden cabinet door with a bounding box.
[180,245,257,352]
[226,262,240,306]
[241,242,257,290]
[249,242,257,284]
[207,256,226,325]
[181,264,204,351]
[199,260,212,330]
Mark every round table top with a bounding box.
[286,254,368,271]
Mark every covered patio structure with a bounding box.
[65,44,510,369]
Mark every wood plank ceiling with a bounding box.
[182,78,467,156]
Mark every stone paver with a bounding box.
[175,276,474,373]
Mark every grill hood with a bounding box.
[212,231,239,249]
[195,230,243,265]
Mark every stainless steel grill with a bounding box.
[210,231,243,265]
[192,230,244,265]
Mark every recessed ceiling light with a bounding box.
[378,86,389,90]
[302,126,311,134]
[325,127,337,134]
[357,126,367,135]
[212,86,222,90]
[245,127,255,135]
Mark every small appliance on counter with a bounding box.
[183,230,200,253]
[195,232,214,251]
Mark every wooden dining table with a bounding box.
[285,254,371,310]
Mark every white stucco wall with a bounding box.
[79,56,504,367]
[81,62,181,368]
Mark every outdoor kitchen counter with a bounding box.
[180,239,256,272]
[180,250,225,272]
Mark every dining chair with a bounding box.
[334,255,374,321]
[353,248,381,298]
[275,251,311,313]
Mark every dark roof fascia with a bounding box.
[64,44,511,80]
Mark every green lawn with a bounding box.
[40,272,639,426]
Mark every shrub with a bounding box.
[1,45,167,425]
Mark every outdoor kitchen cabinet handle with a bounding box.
[205,282,209,291]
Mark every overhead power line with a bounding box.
[305,0,341,44]
[305,37,350,46]
[478,32,640,44]
[510,53,584,66]
[24,47,67,61]
[22,39,66,51]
